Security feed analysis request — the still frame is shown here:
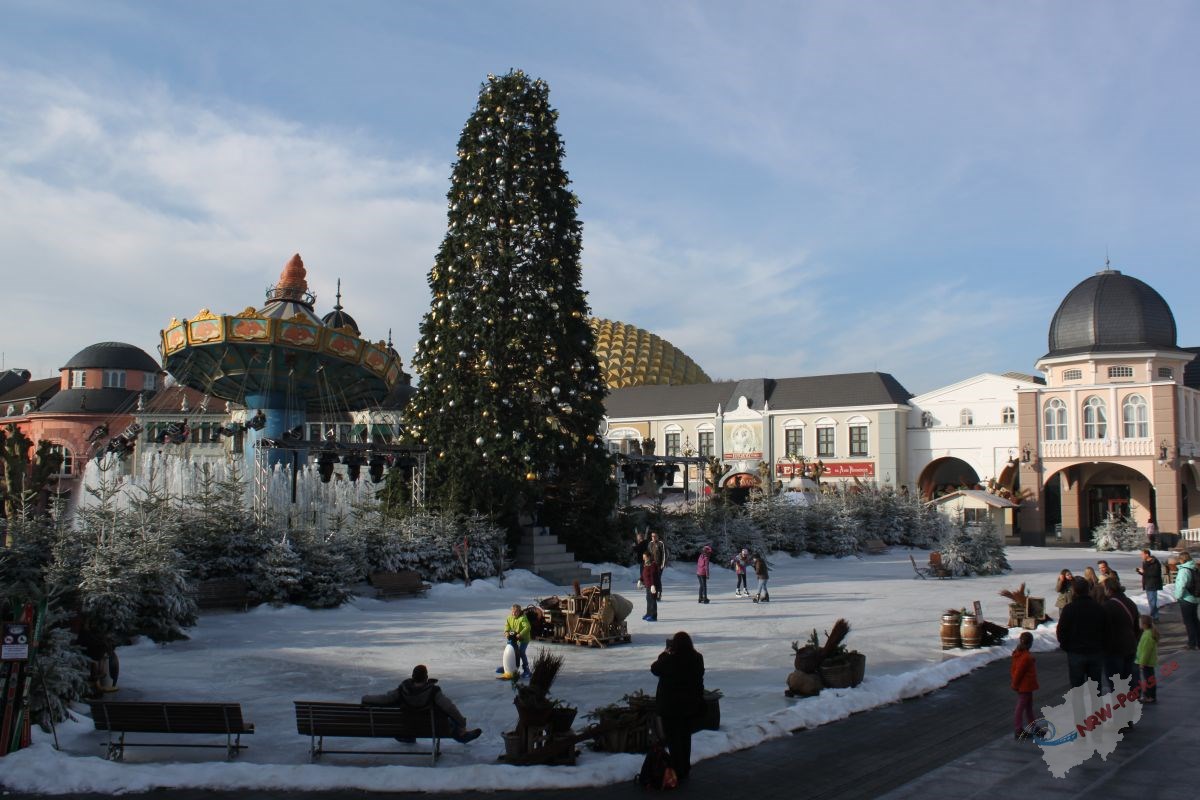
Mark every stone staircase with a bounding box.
[512,526,597,587]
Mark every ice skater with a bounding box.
[752,554,770,603]
[731,548,751,596]
[642,552,660,621]
[696,545,712,603]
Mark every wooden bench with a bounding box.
[89,700,253,761]
[863,538,888,555]
[369,570,431,598]
[190,577,251,610]
[294,701,452,764]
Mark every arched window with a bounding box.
[606,427,641,454]
[1122,394,1148,438]
[1001,406,1016,424]
[663,424,682,456]
[1043,399,1067,441]
[696,422,715,458]
[960,409,974,426]
[1082,396,1107,440]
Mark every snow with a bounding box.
[1,547,1176,795]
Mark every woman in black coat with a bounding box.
[651,631,705,781]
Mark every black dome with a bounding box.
[321,309,360,335]
[1046,270,1177,357]
[61,342,160,372]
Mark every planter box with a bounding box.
[692,696,720,732]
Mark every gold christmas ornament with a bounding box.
[525,471,537,481]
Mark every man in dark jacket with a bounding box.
[1101,582,1140,694]
[1056,576,1106,692]
[1136,549,1163,621]
[631,531,648,568]
[362,664,481,743]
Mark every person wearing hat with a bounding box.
[730,548,751,597]
[696,545,712,604]
[362,664,482,744]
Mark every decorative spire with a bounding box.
[275,253,309,296]
[334,278,343,311]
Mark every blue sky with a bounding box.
[2,1,1197,394]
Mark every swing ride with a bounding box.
[157,254,423,509]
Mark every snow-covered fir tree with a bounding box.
[1093,513,1144,551]
[407,70,614,559]
[938,512,1010,576]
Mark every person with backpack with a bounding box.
[651,631,705,783]
[1174,551,1199,649]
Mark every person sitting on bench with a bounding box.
[362,664,482,744]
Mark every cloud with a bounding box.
[0,69,446,378]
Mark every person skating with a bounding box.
[752,554,770,603]
[498,604,532,678]
[731,548,751,596]
[642,552,660,622]
[647,530,668,600]
[696,545,712,604]
[362,664,482,744]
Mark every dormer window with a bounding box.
[1063,369,1082,381]
[70,369,86,388]
[103,370,127,388]
[1107,365,1133,379]
[5,404,13,416]
[22,402,32,414]
[145,373,157,391]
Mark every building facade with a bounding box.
[603,372,912,495]
[1017,268,1200,542]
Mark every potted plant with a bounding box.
[791,630,823,673]
[815,619,866,689]
[548,698,577,733]
[585,690,656,753]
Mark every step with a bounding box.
[535,568,599,587]
[515,541,568,558]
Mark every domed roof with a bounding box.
[320,279,360,335]
[61,342,160,372]
[1046,269,1177,357]
[589,318,711,389]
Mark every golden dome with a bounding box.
[589,318,711,389]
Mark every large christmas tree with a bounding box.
[409,70,615,557]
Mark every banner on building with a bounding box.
[722,422,763,460]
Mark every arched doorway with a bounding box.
[1042,462,1153,543]
[722,472,760,505]
[918,457,982,500]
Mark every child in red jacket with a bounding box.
[1011,631,1039,741]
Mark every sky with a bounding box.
[1,1,1198,395]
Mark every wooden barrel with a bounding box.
[940,611,962,650]
[960,613,981,649]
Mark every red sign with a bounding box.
[821,462,875,478]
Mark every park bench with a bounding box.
[293,700,452,764]
[88,700,253,761]
[369,569,431,598]
[189,577,252,610]
[862,539,888,555]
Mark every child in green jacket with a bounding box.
[503,604,532,678]
[1135,615,1158,703]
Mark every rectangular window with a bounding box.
[784,428,803,458]
[817,427,835,458]
[849,425,868,457]
[308,424,323,442]
[963,508,987,525]
[103,370,126,389]
[1158,367,1174,379]
[1107,365,1134,379]
[665,433,680,456]
[698,431,713,457]
[145,373,156,391]
[1063,369,1082,381]
[70,370,86,388]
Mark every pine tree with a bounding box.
[1093,514,1143,552]
[408,70,614,558]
